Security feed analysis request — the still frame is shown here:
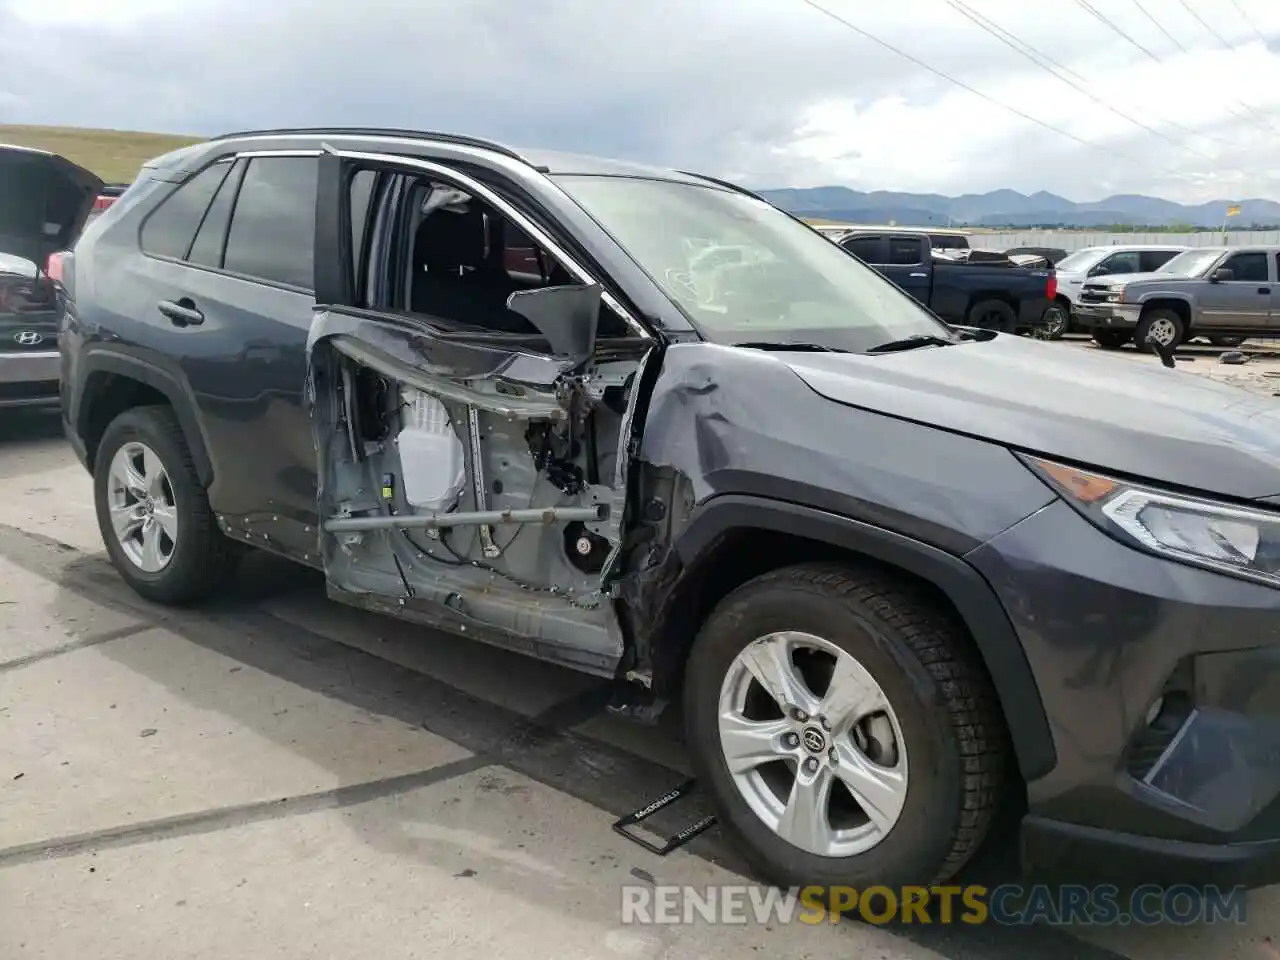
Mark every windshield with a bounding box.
[1053,248,1106,273]
[555,176,954,352]
[1157,249,1225,277]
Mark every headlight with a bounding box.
[1023,456,1280,586]
[1106,286,1125,303]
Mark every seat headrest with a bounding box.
[415,207,486,272]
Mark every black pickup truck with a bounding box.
[835,229,1056,333]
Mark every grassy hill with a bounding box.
[0,124,204,183]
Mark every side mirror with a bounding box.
[1211,268,1234,283]
[507,283,601,361]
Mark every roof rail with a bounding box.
[677,170,769,202]
[209,127,528,163]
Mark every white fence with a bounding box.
[973,230,1280,252]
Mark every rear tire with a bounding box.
[1091,330,1131,350]
[683,563,1006,889]
[93,405,240,605]
[1038,302,1070,340]
[967,299,1017,333]
[1134,309,1184,354]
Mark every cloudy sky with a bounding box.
[2,0,1279,203]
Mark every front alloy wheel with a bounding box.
[107,441,179,573]
[684,563,1007,889]
[718,631,908,857]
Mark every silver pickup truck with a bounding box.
[1071,245,1278,352]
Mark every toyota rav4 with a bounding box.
[34,129,1280,893]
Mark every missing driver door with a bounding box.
[306,148,650,674]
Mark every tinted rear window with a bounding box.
[139,162,231,260]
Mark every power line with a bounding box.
[1227,0,1269,45]
[1177,0,1235,50]
[794,0,1135,160]
[1072,0,1161,62]
[1174,0,1280,133]
[944,0,1218,159]
[793,0,1215,185]
[1129,0,1191,54]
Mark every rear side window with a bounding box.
[139,162,231,260]
[223,157,318,290]
[888,236,924,264]
[1139,250,1178,273]
[188,160,245,268]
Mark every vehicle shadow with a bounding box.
[26,538,1144,960]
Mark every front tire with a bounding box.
[683,563,1006,889]
[1134,308,1184,354]
[93,405,240,605]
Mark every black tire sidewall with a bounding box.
[93,408,213,600]
[968,299,1017,333]
[684,575,964,888]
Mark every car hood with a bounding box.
[0,144,104,266]
[1084,271,1168,286]
[779,334,1280,500]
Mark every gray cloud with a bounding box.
[2,0,1279,200]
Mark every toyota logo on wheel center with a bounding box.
[801,726,827,753]
[14,331,43,346]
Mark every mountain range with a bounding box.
[755,185,1280,229]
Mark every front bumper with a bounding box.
[967,498,1280,889]
[1072,302,1142,330]
[0,349,61,408]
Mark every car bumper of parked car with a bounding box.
[966,498,1280,889]
[1071,303,1142,330]
[0,349,61,408]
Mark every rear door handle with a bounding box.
[158,298,204,327]
[909,272,928,278]
[1260,287,1271,295]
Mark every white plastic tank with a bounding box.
[396,388,466,512]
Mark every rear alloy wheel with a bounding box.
[94,405,240,605]
[1134,309,1184,354]
[1037,302,1070,340]
[1092,330,1131,350]
[684,563,1006,889]
[107,441,179,574]
[967,299,1017,333]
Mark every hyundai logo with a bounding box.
[14,331,43,346]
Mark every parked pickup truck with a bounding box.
[835,229,1055,333]
[1072,245,1278,352]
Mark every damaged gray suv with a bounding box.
[41,129,1280,893]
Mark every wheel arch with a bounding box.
[1138,297,1192,326]
[75,350,214,487]
[647,494,1056,782]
